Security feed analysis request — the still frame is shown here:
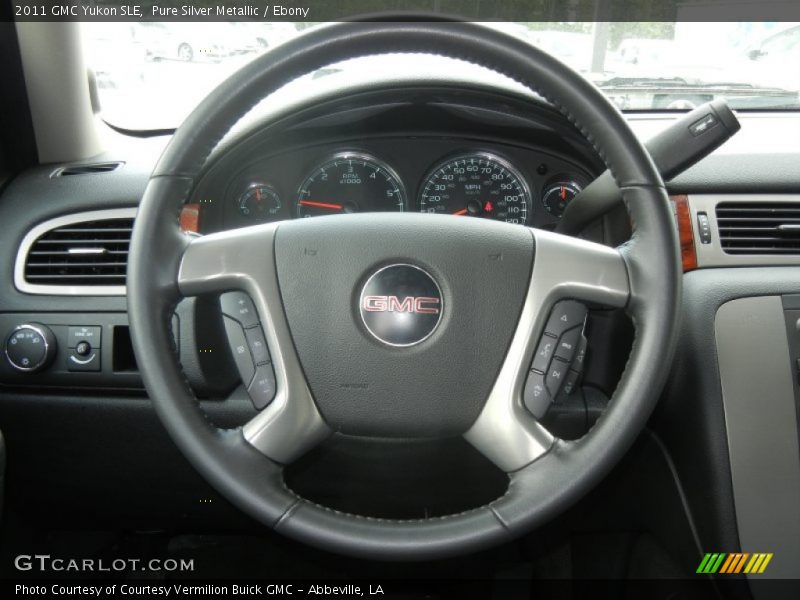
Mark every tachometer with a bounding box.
[418,153,531,225]
[296,152,406,218]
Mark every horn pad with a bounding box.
[274,213,534,437]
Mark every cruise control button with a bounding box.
[523,370,550,417]
[223,316,255,386]
[545,359,569,397]
[220,292,259,329]
[248,364,276,410]
[68,326,101,348]
[554,327,581,363]
[530,333,557,373]
[245,326,270,365]
[545,301,587,338]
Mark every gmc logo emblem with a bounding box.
[359,264,443,346]
[362,295,441,315]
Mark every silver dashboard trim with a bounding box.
[13,207,137,296]
[688,194,800,268]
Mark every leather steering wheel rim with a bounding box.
[128,21,681,560]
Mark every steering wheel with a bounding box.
[128,22,680,560]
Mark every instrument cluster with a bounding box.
[204,140,594,233]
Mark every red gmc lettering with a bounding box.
[413,297,440,314]
[388,296,414,312]
[363,296,440,315]
[363,296,387,311]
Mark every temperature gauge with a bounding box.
[542,181,582,218]
[237,185,282,222]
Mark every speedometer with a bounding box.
[418,153,531,225]
[296,152,406,218]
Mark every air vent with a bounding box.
[15,208,137,295]
[716,202,800,255]
[53,162,123,177]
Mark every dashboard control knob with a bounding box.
[75,341,92,357]
[4,323,57,373]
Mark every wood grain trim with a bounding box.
[671,194,697,272]
[180,203,201,233]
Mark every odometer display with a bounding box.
[297,152,406,218]
[419,153,531,225]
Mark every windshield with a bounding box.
[82,21,800,130]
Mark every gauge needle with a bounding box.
[298,200,344,211]
[453,208,468,216]
[560,186,567,200]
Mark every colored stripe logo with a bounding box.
[697,553,773,574]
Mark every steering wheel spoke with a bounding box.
[178,224,331,464]
[177,224,278,297]
[528,229,630,309]
[465,229,630,472]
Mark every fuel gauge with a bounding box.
[542,181,582,218]
[237,185,282,222]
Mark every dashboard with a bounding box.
[3,73,800,580]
